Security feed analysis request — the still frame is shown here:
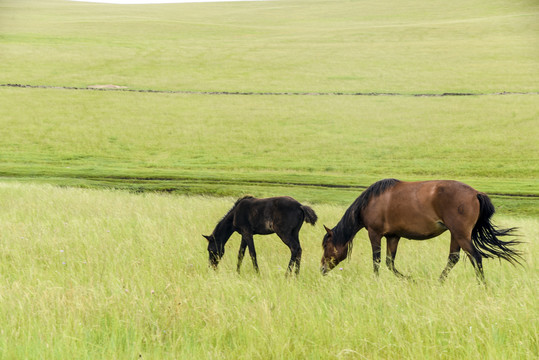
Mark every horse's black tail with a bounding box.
[301,205,318,225]
[471,193,523,265]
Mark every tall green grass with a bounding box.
[0,183,536,358]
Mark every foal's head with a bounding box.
[320,226,350,275]
[203,234,224,269]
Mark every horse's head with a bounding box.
[203,234,224,269]
[320,225,349,275]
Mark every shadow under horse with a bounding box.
[320,179,522,283]
[204,196,317,275]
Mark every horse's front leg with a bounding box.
[236,238,248,273]
[386,236,407,278]
[368,229,382,276]
[242,233,259,273]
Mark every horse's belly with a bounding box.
[255,229,274,235]
[252,220,274,235]
[390,221,448,240]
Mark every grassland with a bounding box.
[1,0,538,215]
[2,0,538,93]
[1,87,538,214]
[0,183,537,359]
[0,0,538,358]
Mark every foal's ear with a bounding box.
[323,225,333,236]
[203,235,212,242]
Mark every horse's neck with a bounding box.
[335,205,363,244]
[213,212,235,244]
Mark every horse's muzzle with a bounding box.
[320,266,328,276]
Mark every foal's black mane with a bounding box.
[212,196,254,240]
[223,195,254,219]
[330,179,401,246]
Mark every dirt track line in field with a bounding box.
[2,83,538,97]
[4,170,536,199]
[129,177,539,198]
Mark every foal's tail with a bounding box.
[471,193,523,265]
[301,205,318,225]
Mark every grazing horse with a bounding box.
[204,196,317,275]
[320,179,522,282]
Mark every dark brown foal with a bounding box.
[204,196,317,276]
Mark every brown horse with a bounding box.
[204,196,317,275]
[320,179,522,282]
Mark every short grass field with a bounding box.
[0,0,538,358]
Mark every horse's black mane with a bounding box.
[331,179,400,246]
[357,178,400,211]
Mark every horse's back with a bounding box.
[265,196,306,225]
[238,196,302,213]
[363,180,480,239]
[233,196,304,234]
[391,180,478,211]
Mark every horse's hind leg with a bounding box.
[279,232,302,276]
[443,201,485,284]
[439,236,461,282]
[286,243,302,276]
[463,243,485,284]
[451,232,485,284]
[385,236,407,278]
[291,240,302,276]
[236,238,248,273]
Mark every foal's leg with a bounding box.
[278,231,302,276]
[288,238,302,276]
[439,236,461,282]
[385,236,407,278]
[368,229,382,276]
[294,245,302,275]
[242,233,259,273]
[236,238,248,273]
[285,243,302,276]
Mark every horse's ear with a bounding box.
[203,235,211,242]
[323,225,333,236]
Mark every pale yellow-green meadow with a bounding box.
[1,0,538,358]
[0,183,536,358]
